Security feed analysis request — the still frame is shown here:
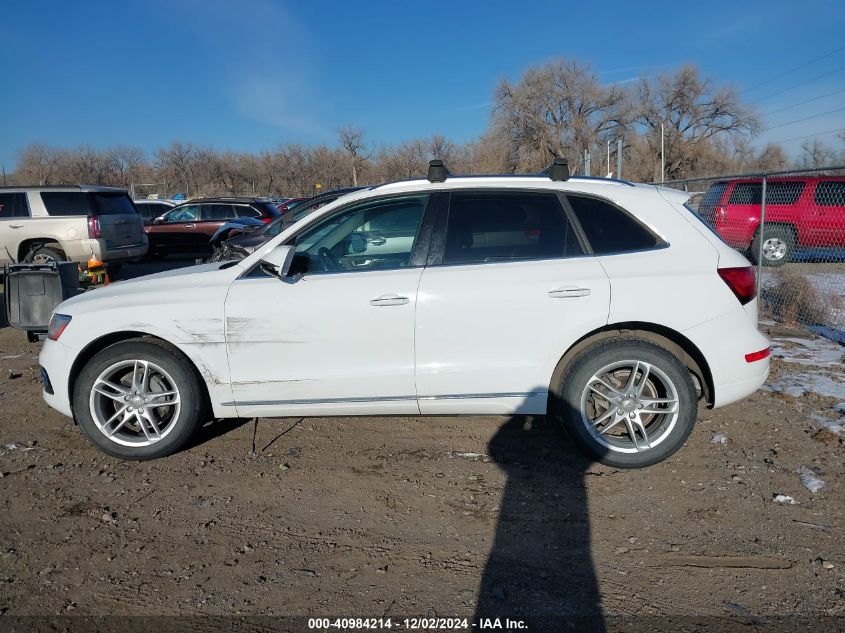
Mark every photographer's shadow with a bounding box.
[475,409,607,632]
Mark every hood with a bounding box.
[57,262,241,313]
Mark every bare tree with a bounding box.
[491,58,631,173]
[635,65,759,179]
[337,124,369,186]
[797,139,832,169]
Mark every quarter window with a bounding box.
[566,195,662,254]
[236,205,261,218]
[727,181,805,205]
[290,195,428,274]
[442,192,581,265]
[814,181,845,206]
[0,193,29,217]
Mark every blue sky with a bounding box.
[1,0,844,170]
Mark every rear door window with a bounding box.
[814,181,845,206]
[0,193,29,217]
[443,191,582,265]
[727,183,762,205]
[201,204,236,221]
[566,195,662,254]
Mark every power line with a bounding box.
[764,106,845,131]
[751,65,845,104]
[756,126,845,147]
[740,45,845,95]
[762,87,845,117]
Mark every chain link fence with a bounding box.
[659,165,845,341]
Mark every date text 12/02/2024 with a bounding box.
[306,618,528,630]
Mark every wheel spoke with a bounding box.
[93,380,129,401]
[592,376,624,398]
[598,412,625,436]
[588,384,614,403]
[105,408,132,437]
[631,414,652,449]
[623,416,642,451]
[147,390,178,402]
[635,363,651,396]
[592,405,618,427]
[139,410,162,439]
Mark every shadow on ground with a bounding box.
[476,413,606,631]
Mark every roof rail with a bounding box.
[542,158,570,182]
[427,159,450,183]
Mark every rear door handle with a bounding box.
[370,294,409,307]
[183,224,196,229]
[548,287,591,298]
[8,224,24,229]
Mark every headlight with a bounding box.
[47,314,72,341]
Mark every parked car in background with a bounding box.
[277,197,308,212]
[0,185,147,270]
[41,163,769,467]
[210,187,364,261]
[145,197,281,258]
[698,177,845,266]
[134,199,175,225]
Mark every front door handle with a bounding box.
[370,294,409,307]
[8,224,24,229]
[548,287,591,298]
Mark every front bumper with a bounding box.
[39,338,75,418]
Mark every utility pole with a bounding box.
[1,165,6,186]
[660,123,665,183]
[616,139,623,179]
[606,140,611,176]
[584,149,591,177]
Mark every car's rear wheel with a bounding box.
[27,245,66,265]
[750,226,794,267]
[555,338,698,468]
[72,340,205,460]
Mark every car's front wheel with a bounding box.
[72,340,206,460]
[555,338,698,468]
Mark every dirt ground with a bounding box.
[0,263,843,632]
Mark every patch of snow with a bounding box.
[710,433,728,444]
[770,336,844,366]
[763,373,845,399]
[772,494,797,505]
[808,413,845,436]
[797,466,826,494]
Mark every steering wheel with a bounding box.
[317,247,342,272]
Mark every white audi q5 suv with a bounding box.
[39,160,770,467]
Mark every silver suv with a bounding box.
[0,185,148,267]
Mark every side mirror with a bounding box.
[259,244,296,279]
[153,216,165,224]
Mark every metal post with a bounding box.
[584,149,591,177]
[616,139,623,179]
[660,124,665,183]
[606,140,610,177]
[756,175,768,323]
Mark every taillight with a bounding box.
[745,347,770,363]
[87,216,101,239]
[524,228,540,239]
[718,266,757,305]
[262,217,272,223]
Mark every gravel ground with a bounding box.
[0,264,842,632]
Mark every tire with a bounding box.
[554,338,698,468]
[750,226,794,267]
[72,339,206,460]
[27,245,66,265]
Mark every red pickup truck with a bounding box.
[698,177,845,266]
